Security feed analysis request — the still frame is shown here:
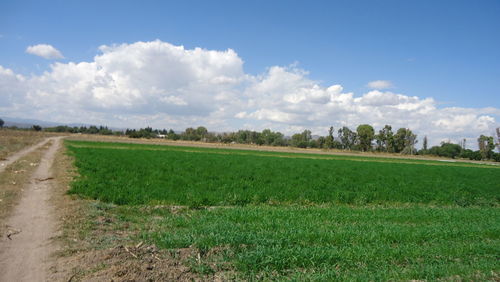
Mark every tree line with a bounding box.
[1,118,498,162]
[422,135,499,161]
[125,124,499,161]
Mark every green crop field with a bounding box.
[66,140,500,280]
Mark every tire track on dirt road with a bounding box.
[0,137,63,282]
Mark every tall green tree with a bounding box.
[0,118,4,128]
[261,129,273,145]
[196,126,208,140]
[167,129,180,140]
[376,125,394,152]
[496,128,500,151]
[316,136,326,149]
[394,128,418,154]
[478,135,495,159]
[422,136,428,153]
[182,127,197,140]
[459,138,466,150]
[325,126,334,149]
[338,126,356,150]
[356,124,375,151]
[291,130,312,148]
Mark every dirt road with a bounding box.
[0,137,62,282]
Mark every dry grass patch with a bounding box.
[0,129,57,159]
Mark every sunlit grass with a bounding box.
[66,140,500,279]
[67,140,499,207]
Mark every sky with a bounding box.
[0,0,499,148]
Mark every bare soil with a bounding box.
[0,137,63,282]
[0,143,48,231]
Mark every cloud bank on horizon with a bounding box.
[1,40,498,148]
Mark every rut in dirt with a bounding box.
[0,137,62,282]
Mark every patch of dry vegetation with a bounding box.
[0,129,55,159]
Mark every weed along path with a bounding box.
[0,138,53,174]
[0,137,62,282]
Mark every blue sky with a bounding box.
[0,0,499,146]
[2,0,499,107]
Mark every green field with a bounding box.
[66,140,500,280]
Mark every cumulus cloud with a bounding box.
[367,80,393,90]
[0,66,27,107]
[1,40,499,148]
[25,44,64,59]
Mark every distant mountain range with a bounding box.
[0,117,297,137]
[1,117,61,128]
[0,116,119,130]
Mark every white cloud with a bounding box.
[25,44,64,59]
[1,40,499,149]
[0,66,26,107]
[367,80,393,90]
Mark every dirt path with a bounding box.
[0,138,52,174]
[0,137,62,282]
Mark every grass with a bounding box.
[66,140,499,207]
[131,205,497,280]
[64,140,500,280]
[66,139,499,168]
[0,129,51,159]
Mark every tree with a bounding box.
[291,133,306,148]
[271,132,286,146]
[376,125,394,152]
[423,136,428,152]
[32,125,42,131]
[167,129,180,140]
[0,118,4,128]
[260,129,286,146]
[99,126,112,135]
[356,124,374,151]
[196,126,208,141]
[461,149,482,161]
[182,127,198,141]
[394,128,417,154]
[459,138,466,150]
[325,126,334,149]
[126,127,155,138]
[291,130,312,148]
[338,126,357,150]
[496,128,500,151]
[442,143,462,159]
[316,136,326,149]
[88,126,99,134]
[478,135,495,160]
